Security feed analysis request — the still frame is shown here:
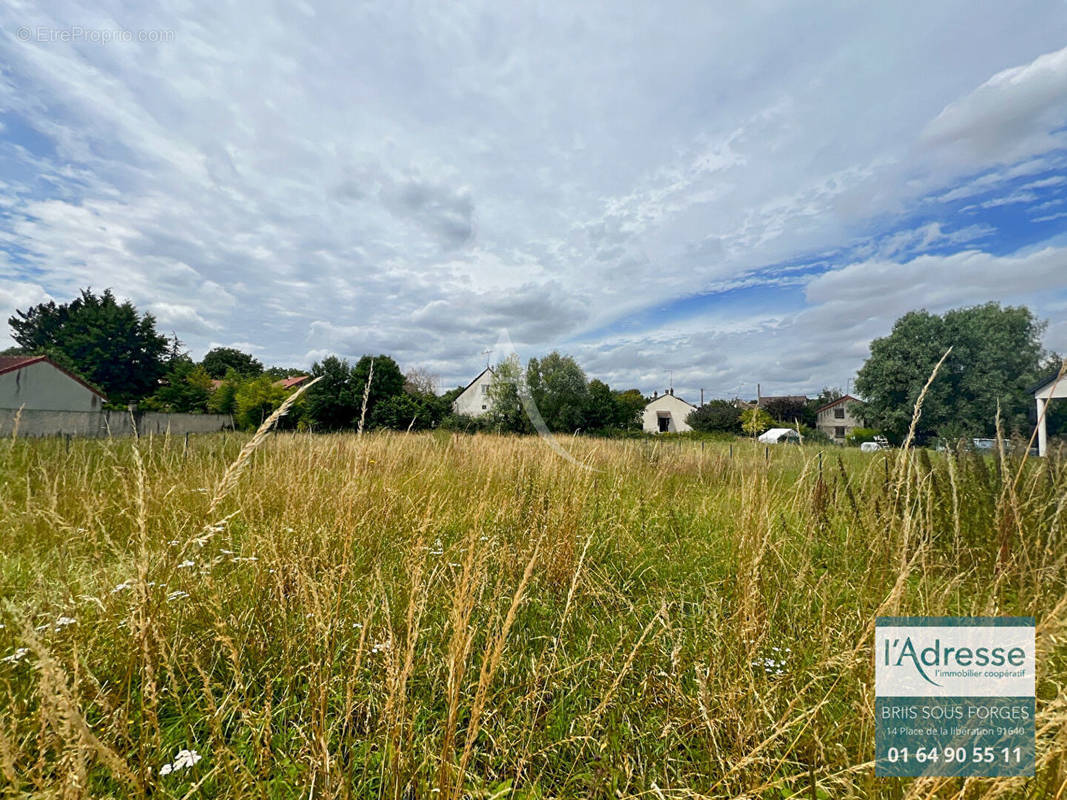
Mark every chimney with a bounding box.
[653,390,658,398]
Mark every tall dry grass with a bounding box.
[0,428,1064,798]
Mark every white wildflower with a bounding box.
[167,590,189,602]
[111,581,132,594]
[177,560,196,569]
[159,748,202,776]
[2,648,29,664]
[755,653,788,676]
[53,616,76,630]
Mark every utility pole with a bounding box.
[700,388,704,405]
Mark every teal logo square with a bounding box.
[875,617,1035,777]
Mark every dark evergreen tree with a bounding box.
[9,288,171,404]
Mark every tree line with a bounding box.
[5,289,1064,442]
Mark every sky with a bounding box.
[1,1,1066,402]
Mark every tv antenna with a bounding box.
[482,348,492,369]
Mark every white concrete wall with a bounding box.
[0,360,103,412]
[642,394,695,433]
[453,369,495,417]
[816,400,862,442]
[0,409,233,438]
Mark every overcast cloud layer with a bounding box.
[1,1,1066,400]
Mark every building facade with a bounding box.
[0,355,106,412]
[814,394,863,443]
[642,391,696,433]
[452,367,495,417]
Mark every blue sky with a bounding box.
[1,2,1066,402]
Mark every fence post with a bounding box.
[765,446,769,463]
[818,450,823,480]
[184,432,189,459]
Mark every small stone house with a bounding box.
[814,394,863,443]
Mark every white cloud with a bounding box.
[922,45,1067,164]
[0,1,1065,389]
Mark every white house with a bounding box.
[452,367,495,417]
[642,390,696,433]
[1033,369,1067,457]
[814,394,863,443]
[0,355,107,412]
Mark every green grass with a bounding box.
[0,431,1064,799]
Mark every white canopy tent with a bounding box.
[758,427,800,444]
[1033,369,1067,457]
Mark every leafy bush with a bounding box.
[687,400,742,433]
[845,427,880,446]
[740,407,773,436]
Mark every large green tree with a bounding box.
[304,356,361,430]
[146,355,213,413]
[486,356,532,434]
[760,396,813,427]
[201,347,263,379]
[582,379,618,431]
[582,381,646,431]
[9,288,171,404]
[526,352,589,432]
[687,399,742,433]
[234,375,290,430]
[353,355,407,429]
[613,389,647,431]
[855,303,1047,442]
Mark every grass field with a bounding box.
[0,428,1065,799]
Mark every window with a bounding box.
[481,384,489,395]
[658,415,670,433]
[834,407,845,419]
[835,426,846,438]
[482,404,487,410]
